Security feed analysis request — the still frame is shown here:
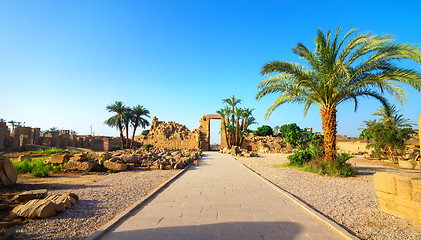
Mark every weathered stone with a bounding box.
[0,221,18,230]
[12,199,58,218]
[399,160,416,169]
[104,160,127,171]
[119,154,140,163]
[64,160,98,171]
[49,153,71,164]
[17,154,31,162]
[0,156,17,186]
[10,189,47,203]
[374,172,397,194]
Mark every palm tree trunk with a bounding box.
[235,117,240,146]
[125,125,130,148]
[321,107,337,163]
[118,123,125,149]
[226,116,231,148]
[130,122,139,149]
[221,119,230,149]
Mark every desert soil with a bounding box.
[236,153,421,240]
[9,169,180,240]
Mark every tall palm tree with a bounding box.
[104,101,126,148]
[257,27,421,162]
[130,105,150,148]
[216,108,230,148]
[122,107,133,148]
[371,103,413,128]
[222,95,242,146]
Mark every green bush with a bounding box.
[31,148,65,155]
[141,130,150,135]
[254,125,273,136]
[303,153,356,177]
[110,145,121,151]
[287,150,312,166]
[145,144,153,151]
[12,158,57,177]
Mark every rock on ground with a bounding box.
[12,169,180,240]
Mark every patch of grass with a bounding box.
[30,148,65,155]
[272,163,290,168]
[12,158,59,177]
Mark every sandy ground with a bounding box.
[236,153,421,240]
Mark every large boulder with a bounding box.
[12,193,78,218]
[69,153,88,162]
[64,160,99,171]
[104,160,127,171]
[49,153,71,164]
[119,154,140,164]
[0,155,18,186]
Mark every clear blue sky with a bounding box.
[1,0,420,142]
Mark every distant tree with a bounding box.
[104,101,126,149]
[254,125,273,136]
[0,118,5,123]
[43,127,60,134]
[371,103,413,128]
[366,121,412,163]
[70,130,78,135]
[130,105,150,148]
[8,120,16,129]
[122,108,133,148]
[217,96,256,148]
[141,130,150,135]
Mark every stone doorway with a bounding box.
[197,114,227,151]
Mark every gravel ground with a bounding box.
[12,169,180,240]
[236,153,421,240]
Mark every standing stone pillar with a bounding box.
[419,113,421,155]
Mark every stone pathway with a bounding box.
[100,152,341,240]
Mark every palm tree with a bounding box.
[130,105,150,148]
[104,101,126,148]
[257,27,421,162]
[216,108,230,148]
[222,95,242,146]
[122,107,133,148]
[8,120,16,129]
[371,103,413,128]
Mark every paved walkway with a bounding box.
[100,152,340,240]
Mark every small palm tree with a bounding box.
[257,27,421,162]
[371,103,413,128]
[130,105,150,148]
[105,101,127,148]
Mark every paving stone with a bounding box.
[100,152,340,240]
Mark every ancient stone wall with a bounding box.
[0,122,10,150]
[374,172,421,222]
[134,117,199,150]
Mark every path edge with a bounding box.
[86,164,192,240]
[233,156,360,240]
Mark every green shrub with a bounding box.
[141,130,150,135]
[145,144,153,151]
[254,125,273,136]
[110,145,121,151]
[301,153,356,177]
[31,148,65,155]
[12,158,58,177]
[287,150,312,166]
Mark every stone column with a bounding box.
[419,113,421,155]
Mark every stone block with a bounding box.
[373,172,397,194]
[399,160,416,169]
[10,189,47,203]
[412,179,421,202]
[376,191,394,202]
[396,175,413,200]
[49,153,70,164]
